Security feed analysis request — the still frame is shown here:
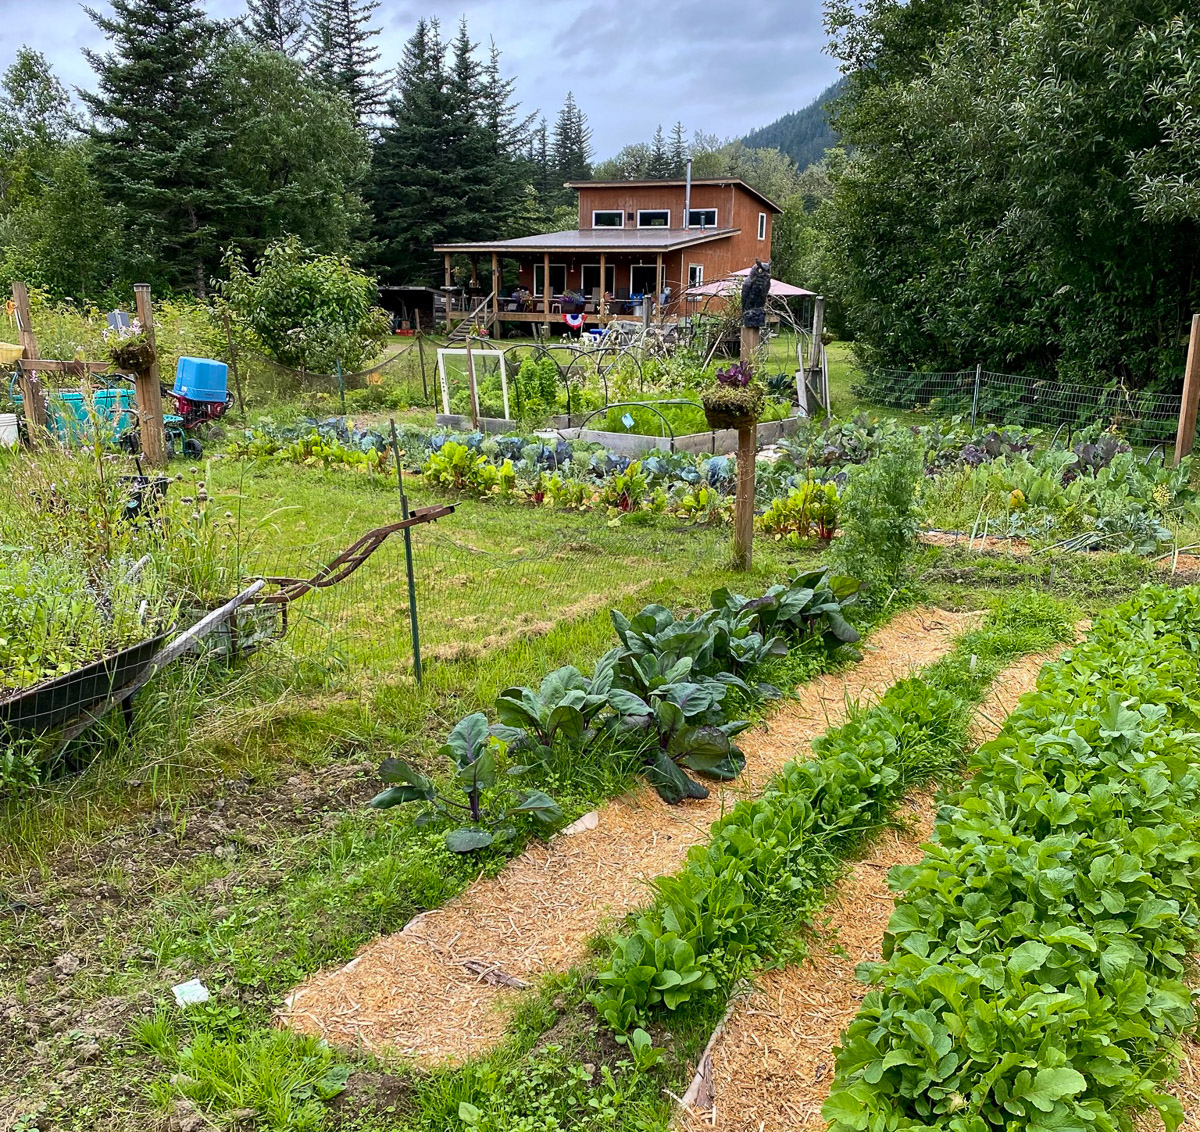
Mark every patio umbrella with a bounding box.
[684,269,815,299]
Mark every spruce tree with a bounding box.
[478,37,537,236]
[648,124,670,178]
[550,91,592,195]
[369,18,459,282]
[246,0,307,58]
[82,0,226,291]
[668,121,688,175]
[307,0,388,126]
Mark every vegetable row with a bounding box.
[824,585,1200,1132]
[368,568,862,850]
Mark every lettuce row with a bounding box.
[824,585,1200,1132]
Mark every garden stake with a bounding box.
[970,362,982,427]
[390,418,423,682]
[336,358,346,414]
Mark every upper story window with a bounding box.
[757,212,767,240]
[637,209,670,228]
[592,210,624,228]
[687,208,717,228]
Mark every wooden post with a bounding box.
[655,253,664,323]
[733,324,761,572]
[599,253,607,323]
[1175,313,1200,466]
[10,282,47,442]
[221,310,245,414]
[132,284,167,468]
[542,252,551,334]
[415,312,429,401]
[806,295,826,411]
[465,340,479,429]
[470,256,479,289]
[491,252,500,328]
[443,254,452,289]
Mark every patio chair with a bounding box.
[615,288,631,315]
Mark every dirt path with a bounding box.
[280,607,979,1065]
[680,643,1071,1132]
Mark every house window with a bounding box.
[581,263,616,297]
[687,208,717,228]
[532,263,567,297]
[592,210,624,228]
[630,263,660,296]
[688,264,704,287]
[637,209,670,228]
[757,212,767,240]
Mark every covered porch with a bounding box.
[434,227,737,334]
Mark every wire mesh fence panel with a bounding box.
[851,368,979,414]
[232,518,735,681]
[975,371,1181,447]
[853,364,1182,447]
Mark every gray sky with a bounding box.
[0,0,840,156]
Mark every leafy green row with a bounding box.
[824,586,1200,1132]
[589,675,969,1035]
[369,567,862,851]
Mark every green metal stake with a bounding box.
[390,418,422,682]
[336,359,346,414]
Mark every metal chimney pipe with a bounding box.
[683,158,692,229]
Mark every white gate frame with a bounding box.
[436,347,510,420]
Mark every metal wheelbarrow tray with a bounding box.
[0,632,171,733]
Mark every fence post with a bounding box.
[221,310,245,414]
[733,325,759,572]
[1174,314,1200,466]
[132,284,168,468]
[970,363,982,428]
[415,315,429,402]
[10,281,48,443]
[390,418,423,682]
[335,359,346,414]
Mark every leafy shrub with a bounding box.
[218,236,389,373]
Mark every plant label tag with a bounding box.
[621,413,635,430]
[172,978,210,1007]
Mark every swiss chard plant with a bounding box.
[369,712,563,852]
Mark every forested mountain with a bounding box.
[741,78,845,170]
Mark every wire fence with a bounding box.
[236,518,734,680]
[852,366,1183,447]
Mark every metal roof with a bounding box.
[565,178,782,214]
[434,227,739,255]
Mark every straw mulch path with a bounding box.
[280,607,979,1066]
[681,642,1072,1132]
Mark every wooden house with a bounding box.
[433,178,780,333]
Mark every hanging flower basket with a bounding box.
[108,335,156,373]
[701,374,763,431]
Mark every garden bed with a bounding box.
[679,639,1076,1130]
[279,606,977,1064]
[434,411,806,456]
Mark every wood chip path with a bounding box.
[680,641,1074,1132]
[280,606,980,1065]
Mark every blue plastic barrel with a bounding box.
[173,357,229,402]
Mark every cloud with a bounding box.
[0,0,840,154]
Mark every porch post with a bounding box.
[491,253,500,327]
[542,252,550,333]
[599,253,607,323]
[470,255,479,289]
[655,253,664,323]
[443,253,452,289]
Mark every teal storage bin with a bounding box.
[173,357,228,402]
